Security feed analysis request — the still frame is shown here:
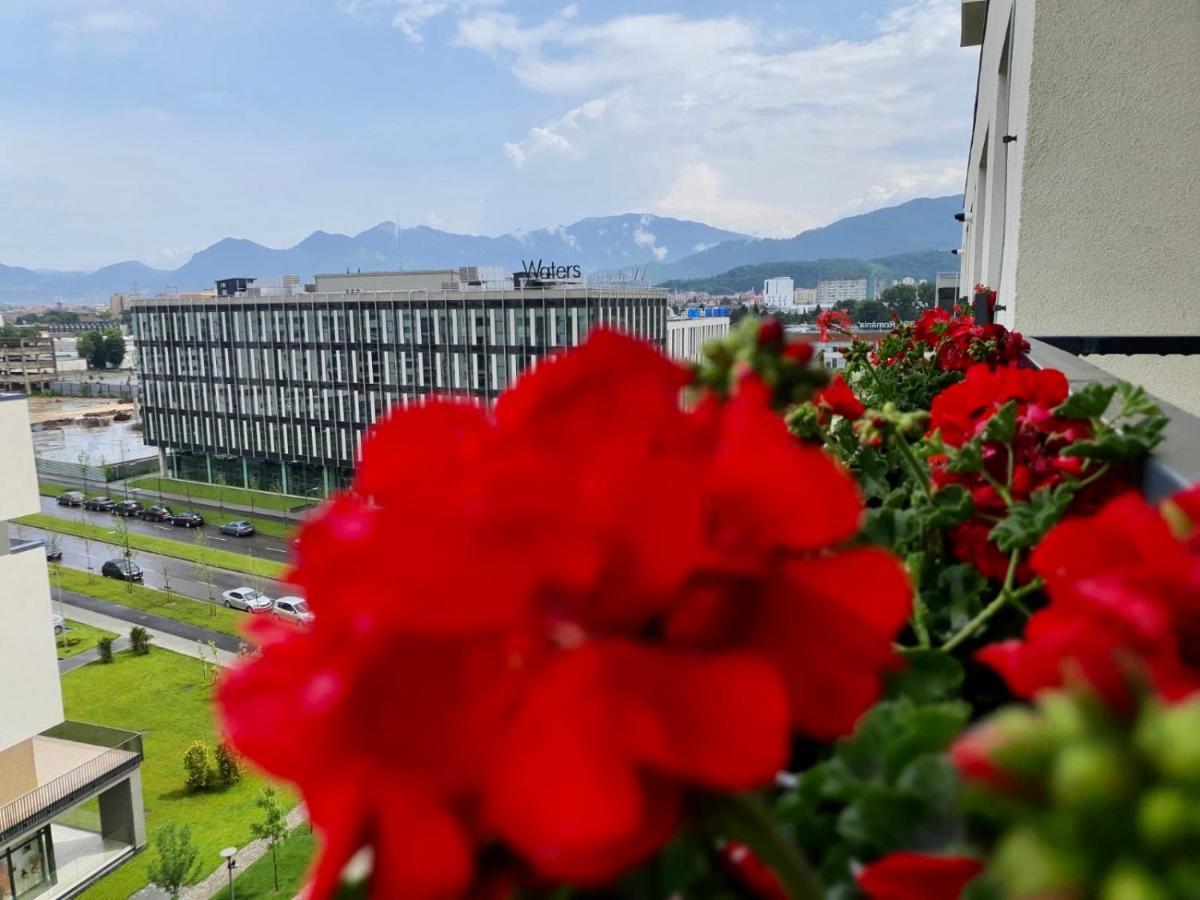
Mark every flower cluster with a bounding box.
[219,330,910,897]
[816,308,853,342]
[912,307,1028,373]
[980,486,1200,708]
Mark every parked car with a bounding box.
[56,491,85,507]
[169,511,204,528]
[219,520,255,537]
[272,596,313,626]
[112,500,144,517]
[101,558,143,581]
[83,496,115,512]
[52,614,64,635]
[45,544,63,562]
[222,587,272,613]
[139,505,173,522]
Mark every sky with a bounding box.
[0,0,979,271]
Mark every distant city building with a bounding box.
[313,267,509,294]
[0,337,56,392]
[667,309,731,363]
[817,278,868,306]
[958,0,1200,414]
[762,277,795,309]
[0,392,147,894]
[132,274,669,496]
[109,293,129,316]
[793,287,818,310]
[935,272,962,310]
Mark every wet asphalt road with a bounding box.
[13,523,291,606]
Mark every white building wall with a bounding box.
[960,0,1200,413]
[763,277,794,309]
[667,317,731,363]
[0,395,64,753]
[816,279,868,306]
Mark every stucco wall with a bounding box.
[0,549,65,753]
[0,398,39,522]
[1012,1,1200,336]
[1087,355,1200,420]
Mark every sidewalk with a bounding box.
[181,805,308,900]
[59,591,245,666]
[58,635,129,674]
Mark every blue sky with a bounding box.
[0,0,978,270]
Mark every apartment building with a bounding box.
[0,394,146,898]
[762,277,795,309]
[958,0,1200,414]
[793,287,818,310]
[816,279,868,307]
[132,275,669,495]
[667,309,731,363]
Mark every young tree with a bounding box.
[112,515,137,595]
[76,331,106,369]
[146,823,202,898]
[192,528,218,617]
[102,328,126,368]
[77,451,95,579]
[250,786,290,893]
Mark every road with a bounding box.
[37,494,293,557]
[13,524,291,606]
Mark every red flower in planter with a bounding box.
[219,330,910,896]
[911,308,1027,372]
[813,373,865,422]
[856,852,983,900]
[978,488,1200,708]
[817,309,853,341]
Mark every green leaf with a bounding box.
[945,436,985,474]
[982,401,1018,444]
[921,485,975,528]
[989,484,1076,552]
[1062,415,1168,462]
[1055,383,1116,420]
[888,649,966,703]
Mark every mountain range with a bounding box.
[0,195,963,304]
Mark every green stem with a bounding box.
[891,436,934,503]
[1074,463,1111,491]
[942,550,1024,651]
[704,792,824,900]
[981,470,1013,507]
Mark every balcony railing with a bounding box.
[1026,337,1200,502]
[0,722,144,846]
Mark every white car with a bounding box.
[272,596,314,626]
[221,587,273,613]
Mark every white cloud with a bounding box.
[339,0,499,43]
[632,226,668,261]
[52,9,155,54]
[453,0,975,237]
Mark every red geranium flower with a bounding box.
[817,309,853,341]
[856,852,983,900]
[977,488,1200,709]
[219,330,911,897]
[911,308,1027,372]
[813,373,865,422]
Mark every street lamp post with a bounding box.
[220,847,238,899]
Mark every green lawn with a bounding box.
[128,477,315,514]
[64,649,297,900]
[211,828,316,899]
[54,619,116,659]
[49,564,249,638]
[17,513,288,580]
[39,480,72,498]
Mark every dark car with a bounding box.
[139,505,173,522]
[56,491,85,507]
[101,559,143,581]
[170,511,204,528]
[45,546,63,562]
[112,500,144,517]
[219,520,255,537]
[83,496,115,512]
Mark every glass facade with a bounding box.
[1,828,50,900]
[134,287,669,495]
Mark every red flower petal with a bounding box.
[857,852,983,900]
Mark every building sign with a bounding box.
[513,260,583,287]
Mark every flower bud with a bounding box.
[952,707,1052,788]
[1100,862,1170,900]
[1136,787,1193,849]
[781,341,814,365]
[1051,742,1130,809]
[1139,700,1200,784]
[991,826,1085,898]
[757,318,784,349]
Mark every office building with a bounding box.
[958,0,1200,414]
[132,274,669,496]
[0,393,146,897]
[667,309,731,363]
[762,277,795,310]
[816,279,868,306]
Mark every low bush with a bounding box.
[183,740,212,791]
[129,626,153,655]
[214,742,242,786]
[97,636,114,663]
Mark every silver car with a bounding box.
[272,596,314,626]
[221,587,273,613]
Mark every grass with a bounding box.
[39,480,298,541]
[49,564,249,638]
[64,648,297,900]
[211,827,316,899]
[54,619,116,659]
[128,477,315,514]
[16,513,288,580]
